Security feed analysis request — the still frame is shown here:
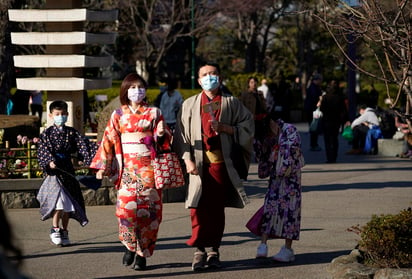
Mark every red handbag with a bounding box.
[153,152,185,189]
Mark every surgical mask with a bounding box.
[200,75,220,91]
[128,88,146,103]
[53,115,67,126]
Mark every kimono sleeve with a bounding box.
[37,129,55,170]
[152,107,172,151]
[275,125,305,176]
[90,110,121,178]
[74,130,97,166]
[173,96,197,161]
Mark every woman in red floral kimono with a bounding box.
[90,73,171,271]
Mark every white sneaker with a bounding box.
[272,246,295,262]
[256,243,268,258]
[61,229,71,246]
[50,227,62,245]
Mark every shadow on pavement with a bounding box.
[303,181,412,192]
[93,250,351,279]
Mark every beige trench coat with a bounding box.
[173,92,254,209]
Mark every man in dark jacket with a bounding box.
[320,80,347,163]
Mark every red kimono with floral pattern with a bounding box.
[90,104,171,257]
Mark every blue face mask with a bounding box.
[128,88,146,103]
[200,75,220,91]
[53,115,67,126]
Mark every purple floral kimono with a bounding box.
[252,119,305,240]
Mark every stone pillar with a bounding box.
[9,1,117,133]
[44,0,83,131]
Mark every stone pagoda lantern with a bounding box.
[8,0,117,133]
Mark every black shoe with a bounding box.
[122,250,135,266]
[133,255,147,270]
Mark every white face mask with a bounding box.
[128,88,146,103]
[53,115,67,126]
[200,75,220,91]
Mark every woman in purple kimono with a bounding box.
[248,113,304,262]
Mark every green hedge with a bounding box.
[349,207,412,268]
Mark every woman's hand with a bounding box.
[96,169,105,179]
[156,120,165,137]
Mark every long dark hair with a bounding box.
[255,112,282,142]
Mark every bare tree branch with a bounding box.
[313,0,412,128]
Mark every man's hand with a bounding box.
[185,159,199,175]
[209,120,234,135]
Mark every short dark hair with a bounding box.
[119,73,148,105]
[49,100,68,113]
[167,78,178,91]
[197,62,221,76]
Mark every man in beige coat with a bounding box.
[174,62,254,271]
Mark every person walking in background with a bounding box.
[258,78,273,112]
[30,90,43,127]
[320,80,347,163]
[173,62,254,271]
[272,71,291,122]
[248,113,304,262]
[258,78,270,100]
[304,74,323,151]
[158,78,183,132]
[11,89,31,115]
[37,100,95,247]
[239,76,267,133]
[153,79,168,108]
[91,73,172,271]
[82,90,94,129]
[346,104,380,155]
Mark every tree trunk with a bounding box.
[244,42,257,73]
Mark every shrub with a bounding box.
[349,207,412,268]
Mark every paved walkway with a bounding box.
[5,123,412,279]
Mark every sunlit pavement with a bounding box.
[6,123,412,279]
